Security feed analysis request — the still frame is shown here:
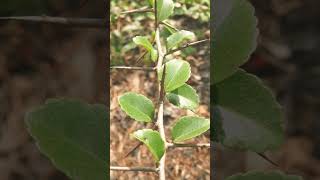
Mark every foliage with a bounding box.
[212,0,302,179]
[25,99,108,180]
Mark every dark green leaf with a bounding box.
[132,129,165,162]
[213,69,284,152]
[166,84,199,110]
[226,171,303,180]
[212,0,258,84]
[172,116,210,143]
[25,99,107,180]
[118,92,155,122]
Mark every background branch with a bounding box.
[0,16,105,28]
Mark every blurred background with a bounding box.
[0,0,107,179]
[110,0,210,179]
[215,0,320,179]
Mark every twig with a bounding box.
[0,16,105,28]
[165,39,210,56]
[257,152,280,168]
[121,7,154,15]
[110,166,158,173]
[110,66,156,71]
[160,21,179,32]
[167,143,210,148]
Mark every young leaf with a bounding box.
[157,0,174,22]
[213,69,284,152]
[158,59,191,92]
[132,129,165,162]
[166,30,195,50]
[133,36,158,62]
[166,83,199,110]
[225,171,303,180]
[172,116,210,143]
[212,0,258,84]
[133,36,154,52]
[25,99,108,180]
[118,92,155,122]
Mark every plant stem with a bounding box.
[154,1,167,179]
[120,7,154,15]
[165,39,210,56]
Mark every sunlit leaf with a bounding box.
[118,92,155,122]
[158,59,191,92]
[132,129,165,162]
[166,84,199,110]
[172,116,210,143]
[167,30,195,50]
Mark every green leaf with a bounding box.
[213,69,284,152]
[118,92,155,122]
[166,30,195,50]
[157,0,174,21]
[158,59,191,92]
[133,36,158,62]
[212,0,258,84]
[133,36,154,52]
[172,116,210,143]
[132,129,165,162]
[226,171,303,180]
[25,99,107,180]
[166,84,199,110]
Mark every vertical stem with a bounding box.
[154,0,167,179]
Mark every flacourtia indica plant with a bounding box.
[23,0,305,180]
[116,0,210,179]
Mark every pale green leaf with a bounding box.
[226,171,303,180]
[118,92,155,122]
[158,59,191,92]
[133,36,158,62]
[132,129,165,162]
[166,84,199,110]
[157,0,174,21]
[212,0,258,84]
[213,69,284,152]
[172,116,210,143]
[25,99,107,180]
[133,36,154,52]
[167,30,195,50]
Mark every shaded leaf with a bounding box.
[172,116,210,143]
[213,69,284,152]
[158,59,191,92]
[118,92,155,122]
[212,0,258,84]
[226,171,303,180]
[167,30,195,50]
[132,129,165,162]
[25,99,107,180]
[166,84,199,110]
